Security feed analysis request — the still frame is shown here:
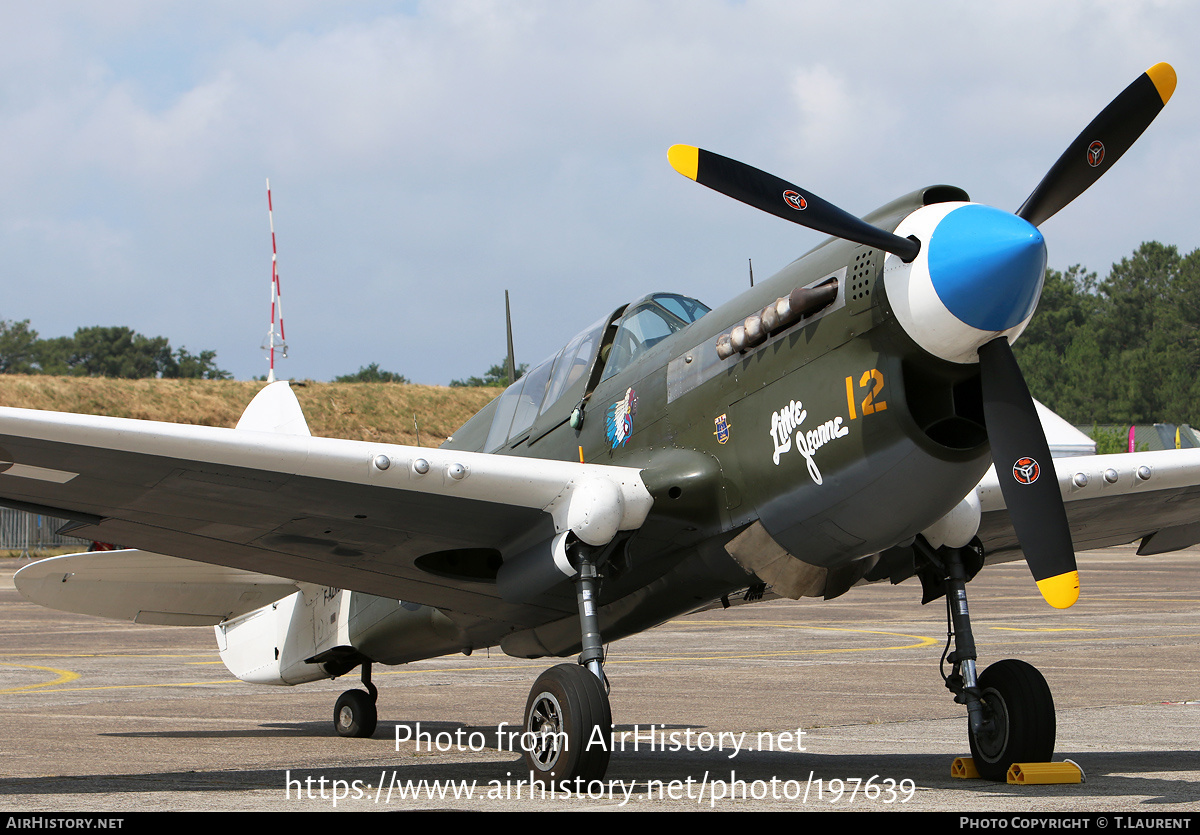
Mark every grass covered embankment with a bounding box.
[0,376,501,447]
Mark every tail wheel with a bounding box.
[968,659,1055,780]
[523,664,611,784]
[334,689,378,739]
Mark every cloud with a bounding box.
[0,1,1195,385]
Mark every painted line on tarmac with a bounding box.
[14,627,1198,694]
[5,678,242,693]
[0,663,80,692]
[989,626,1098,632]
[626,622,939,658]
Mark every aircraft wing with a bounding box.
[14,549,299,626]
[0,388,653,628]
[977,448,1200,560]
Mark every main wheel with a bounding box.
[968,659,1055,780]
[522,664,612,784]
[334,689,378,738]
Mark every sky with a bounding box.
[1,1,1197,385]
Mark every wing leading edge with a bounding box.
[977,448,1200,560]
[14,548,299,625]
[0,391,653,626]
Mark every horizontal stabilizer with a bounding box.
[14,549,298,625]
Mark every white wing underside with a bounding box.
[978,447,1200,559]
[9,384,1200,629]
[2,383,652,628]
[15,549,298,625]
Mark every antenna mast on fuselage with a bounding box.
[505,290,516,387]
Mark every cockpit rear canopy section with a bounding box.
[600,294,710,383]
[445,293,710,453]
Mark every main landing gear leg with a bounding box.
[334,662,379,739]
[522,545,613,784]
[918,538,1056,781]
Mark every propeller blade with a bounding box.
[668,145,921,262]
[978,337,1078,608]
[1017,62,1176,227]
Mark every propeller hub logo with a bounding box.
[1012,457,1041,485]
[782,190,807,211]
[1086,141,1105,168]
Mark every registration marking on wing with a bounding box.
[0,462,79,483]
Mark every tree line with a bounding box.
[0,320,520,386]
[1016,241,1200,426]
[0,321,230,379]
[329,250,1200,408]
[8,241,1194,408]
[333,357,526,386]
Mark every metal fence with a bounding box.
[0,508,90,555]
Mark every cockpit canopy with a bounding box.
[599,294,711,382]
[474,293,710,453]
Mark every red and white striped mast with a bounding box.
[263,178,287,382]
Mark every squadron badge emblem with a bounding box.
[714,414,731,444]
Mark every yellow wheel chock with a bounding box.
[1007,759,1084,784]
[951,757,980,779]
[951,757,1084,784]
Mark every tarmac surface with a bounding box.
[1,545,1198,813]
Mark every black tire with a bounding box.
[334,689,378,738]
[522,664,612,784]
[968,659,1055,780]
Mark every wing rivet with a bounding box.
[373,454,391,471]
[1136,465,1152,481]
[1103,468,1119,484]
[447,463,468,480]
[1072,472,1089,488]
[413,458,430,475]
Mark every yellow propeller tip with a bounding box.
[668,144,699,180]
[1146,62,1177,104]
[1036,570,1080,609]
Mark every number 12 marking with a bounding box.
[845,369,887,420]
